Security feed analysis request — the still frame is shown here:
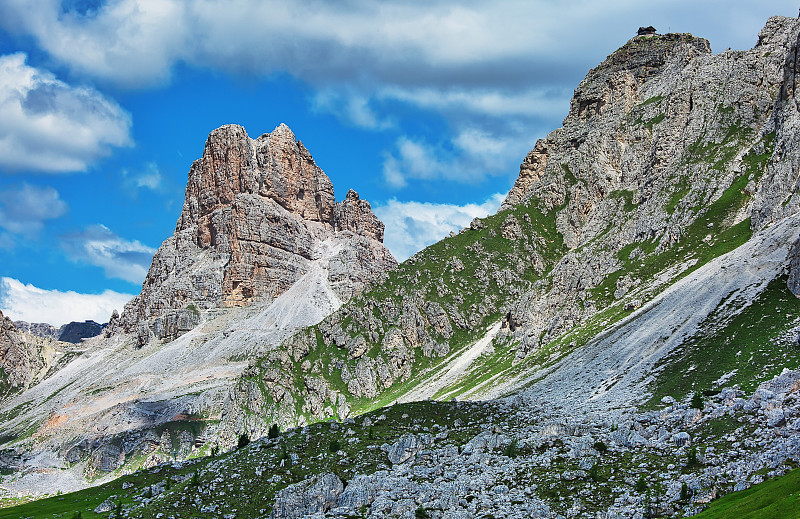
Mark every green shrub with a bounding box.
[415,506,430,519]
[190,472,200,487]
[281,447,291,464]
[588,463,604,482]
[691,391,704,410]
[268,424,280,439]
[329,439,342,453]
[70,512,82,519]
[210,444,220,456]
[593,440,608,453]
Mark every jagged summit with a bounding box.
[119,123,395,345]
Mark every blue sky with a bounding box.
[0,0,795,325]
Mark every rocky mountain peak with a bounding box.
[565,32,710,125]
[120,123,395,344]
[177,123,337,244]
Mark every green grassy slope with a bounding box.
[692,468,800,519]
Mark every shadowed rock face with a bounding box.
[120,123,395,344]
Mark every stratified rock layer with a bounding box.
[120,124,395,343]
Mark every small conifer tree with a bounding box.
[690,391,704,410]
[268,424,280,439]
[687,447,699,467]
[635,473,648,493]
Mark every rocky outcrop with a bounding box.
[0,310,61,395]
[119,123,396,344]
[269,472,344,519]
[57,321,104,343]
[333,189,384,241]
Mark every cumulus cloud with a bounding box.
[0,277,133,326]
[0,53,132,173]
[0,184,68,235]
[378,86,571,120]
[374,193,505,261]
[61,224,156,284]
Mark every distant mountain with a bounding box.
[14,319,105,344]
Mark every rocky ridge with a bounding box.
[226,16,800,434]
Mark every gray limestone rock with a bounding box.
[118,123,396,345]
[269,472,343,519]
[386,433,433,464]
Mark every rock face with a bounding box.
[0,310,60,395]
[119,123,396,344]
[270,472,344,519]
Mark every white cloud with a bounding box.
[0,184,68,234]
[313,89,393,130]
[0,277,133,326]
[374,193,505,261]
[61,224,156,284]
[1,1,788,88]
[377,86,572,120]
[0,53,132,173]
[382,128,533,188]
[122,161,163,191]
